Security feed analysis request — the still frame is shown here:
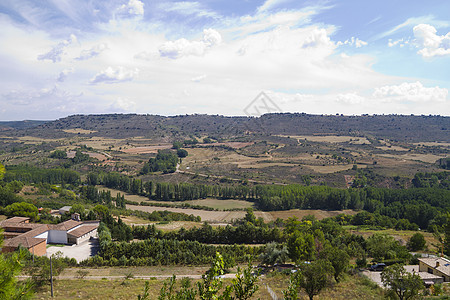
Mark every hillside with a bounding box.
[14,113,450,142]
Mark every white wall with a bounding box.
[47,230,67,244]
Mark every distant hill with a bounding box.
[16,113,450,142]
[0,120,49,131]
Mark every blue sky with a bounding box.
[0,0,449,120]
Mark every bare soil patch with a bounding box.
[121,144,172,154]
[306,164,367,174]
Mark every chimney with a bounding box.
[436,261,440,268]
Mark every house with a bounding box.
[59,206,72,215]
[418,257,450,282]
[0,216,98,256]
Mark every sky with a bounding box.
[0,0,449,120]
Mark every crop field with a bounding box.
[378,153,446,164]
[126,204,273,222]
[121,144,172,154]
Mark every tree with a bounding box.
[0,162,5,180]
[0,230,34,299]
[381,264,424,300]
[284,260,334,300]
[325,247,350,282]
[177,149,188,158]
[49,150,67,159]
[259,242,289,266]
[5,202,38,220]
[406,233,426,251]
[444,213,450,256]
[287,230,315,263]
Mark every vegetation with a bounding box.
[380,264,424,300]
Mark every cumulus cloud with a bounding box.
[118,0,144,16]
[76,43,108,60]
[89,66,139,84]
[57,67,74,82]
[159,28,222,59]
[302,28,333,48]
[373,81,448,102]
[337,37,368,48]
[37,34,77,62]
[413,24,450,57]
[388,38,409,47]
[336,92,365,104]
[111,97,136,111]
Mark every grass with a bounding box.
[347,227,439,253]
[183,199,254,210]
[32,272,386,300]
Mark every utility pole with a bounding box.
[50,256,54,297]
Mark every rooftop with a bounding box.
[419,257,450,276]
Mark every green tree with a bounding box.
[325,247,350,282]
[5,202,38,220]
[259,242,289,266]
[287,230,315,263]
[284,260,334,300]
[49,150,67,159]
[406,233,426,251]
[0,162,5,180]
[444,213,450,256]
[381,264,424,300]
[0,230,35,299]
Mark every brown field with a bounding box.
[197,142,254,149]
[126,204,272,223]
[126,204,357,224]
[80,137,128,150]
[121,144,172,154]
[67,151,108,161]
[63,128,97,134]
[414,141,450,147]
[306,164,367,174]
[376,146,409,151]
[277,135,371,144]
[378,153,446,164]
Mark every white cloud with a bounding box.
[159,28,221,59]
[373,81,448,102]
[90,66,139,84]
[191,74,207,82]
[111,97,136,111]
[302,28,333,48]
[337,37,368,48]
[57,67,74,82]
[336,92,365,104]
[37,34,77,62]
[76,43,108,60]
[413,24,450,57]
[388,38,409,47]
[118,0,144,16]
[159,2,218,19]
[257,0,290,13]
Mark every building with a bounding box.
[418,257,450,282]
[0,216,98,256]
[59,206,72,215]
